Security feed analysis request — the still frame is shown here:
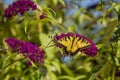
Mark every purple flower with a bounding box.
[82,44,98,57]
[53,32,98,57]
[4,0,37,19]
[5,38,44,65]
[39,13,47,19]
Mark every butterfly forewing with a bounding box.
[76,37,90,49]
[58,36,73,52]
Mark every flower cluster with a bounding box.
[4,0,37,18]
[5,38,44,65]
[53,32,98,57]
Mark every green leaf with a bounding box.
[113,3,120,12]
[61,64,74,77]
[68,25,76,32]
[2,53,17,69]
[58,0,65,6]
[39,33,57,59]
[102,20,118,44]
[75,75,86,80]
[29,18,51,26]
[51,60,61,74]
[96,44,103,49]
[58,76,74,80]
[49,72,57,80]
[53,0,58,6]
[43,7,56,19]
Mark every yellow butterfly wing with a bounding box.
[71,37,90,54]
[58,36,73,52]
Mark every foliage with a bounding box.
[0,0,120,80]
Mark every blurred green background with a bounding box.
[0,0,120,80]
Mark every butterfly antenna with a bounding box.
[45,44,56,49]
[44,40,53,49]
[44,34,57,49]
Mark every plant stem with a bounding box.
[0,58,25,73]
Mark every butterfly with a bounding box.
[53,33,91,56]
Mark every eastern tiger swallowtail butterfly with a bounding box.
[53,33,91,56]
